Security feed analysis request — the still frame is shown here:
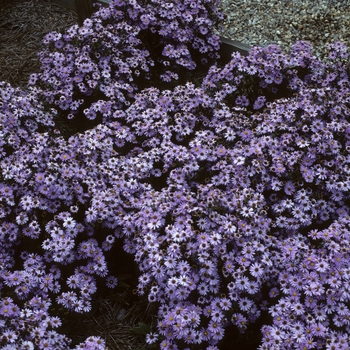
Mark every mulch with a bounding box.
[0,0,78,87]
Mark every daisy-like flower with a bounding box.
[106,275,118,288]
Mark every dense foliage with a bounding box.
[0,0,350,349]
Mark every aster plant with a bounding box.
[1,1,350,349]
[75,41,350,349]
[28,0,224,136]
[0,82,110,349]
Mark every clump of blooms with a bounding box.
[108,0,223,71]
[72,41,350,348]
[0,83,110,349]
[1,2,350,348]
[29,0,224,132]
[0,81,55,159]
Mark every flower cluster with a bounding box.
[0,81,55,160]
[29,0,224,132]
[109,0,224,70]
[76,41,350,349]
[0,82,111,348]
[1,1,350,348]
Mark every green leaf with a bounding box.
[131,322,150,335]
[117,280,130,288]
[117,273,134,280]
